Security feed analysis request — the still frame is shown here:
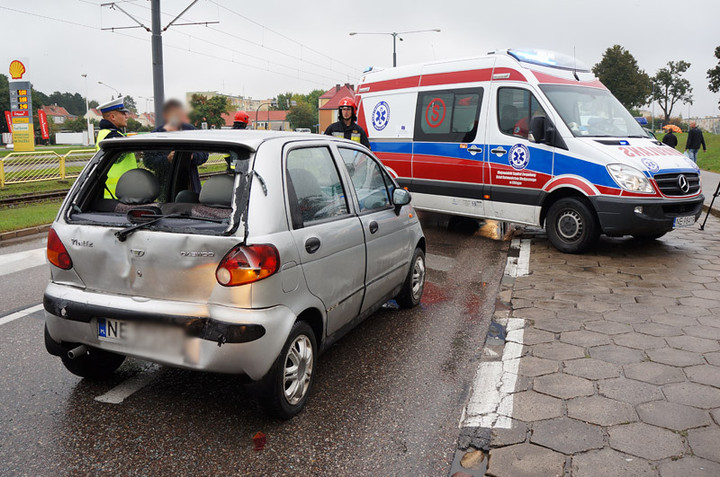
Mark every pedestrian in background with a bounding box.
[685,122,706,162]
[662,129,678,149]
[145,99,208,193]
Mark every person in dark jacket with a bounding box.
[685,122,707,162]
[324,97,371,149]
[145,99,209,194]
[662,130,678,149]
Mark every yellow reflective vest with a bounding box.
[97,128,138,198]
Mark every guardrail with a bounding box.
[0,150,228,188]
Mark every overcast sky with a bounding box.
[1,0,718,116]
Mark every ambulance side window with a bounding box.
[414,87,483,143]
[497,88,547,139]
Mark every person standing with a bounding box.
[96,97,137,198]
[146,99,209,193]
[662,129,678,149]
[324,97,371,149]
[685,122,707,162]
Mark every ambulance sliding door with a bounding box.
[410,86,487,218]
[484,85,555,225]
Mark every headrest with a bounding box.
[175,190,200,203]
[115,169,160,205]
[199,175,235,208]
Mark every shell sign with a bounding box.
[9,60,26,80]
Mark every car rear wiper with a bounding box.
[115,213,225,242]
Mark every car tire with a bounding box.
[60,346,126,380]
[546,197,599,254]
[255,320,317,420]
[395,248,426,309]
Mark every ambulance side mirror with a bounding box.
[529,116,547,144]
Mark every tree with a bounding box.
[0,74,9,134]
[708,46,720,111]
[188,94,229,129]
[89,100,99,109]
[652,60,693,124]
[47,91,86,116]
[592,45,651,110]
[123,95,138,113]
[126,117,144,132]
[287,102,315,129]
[273,92,294,110]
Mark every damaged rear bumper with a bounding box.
[43,282,295,380]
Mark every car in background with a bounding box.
[43,130,426,418]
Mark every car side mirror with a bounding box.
[529,116,546,143]
[392,188,411,214]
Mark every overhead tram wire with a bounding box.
[79,0,359,80]
[208,0,359,73]
[0,6,341,88]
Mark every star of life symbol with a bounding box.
[509,144,530,170]
[641,158,659,173]
[372,101,390,131]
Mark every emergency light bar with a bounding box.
[507,49,590,72]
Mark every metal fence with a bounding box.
[0,150,228,188]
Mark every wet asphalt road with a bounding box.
[0,213,508,476]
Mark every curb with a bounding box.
[0,224,50,247]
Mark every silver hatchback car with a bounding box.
[44,131,425,418]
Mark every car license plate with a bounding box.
[98,318,184,353]
[673,215,696,228]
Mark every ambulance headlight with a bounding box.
[607,164,654,193]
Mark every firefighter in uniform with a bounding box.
[96,97,137,198]
[324,97,370,149]
[233,111,250,129]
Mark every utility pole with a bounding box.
[349,29,441,67]
[101,1,217,124]
[150,0,164,123]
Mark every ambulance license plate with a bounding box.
[673,216,695,228]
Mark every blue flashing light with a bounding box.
[634,117,648,125]
[508,49,590,72]
[363,66,374,73]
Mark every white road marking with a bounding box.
[0,304,44,326]
[0,247,46,277]
[462,318,524,428]
[95,367,159,404]
[461,237,532,429]
[504,239,531,278]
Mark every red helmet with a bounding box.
[338,97,356,111]
[234,111,249,123]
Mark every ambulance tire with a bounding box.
[546,197,599,254]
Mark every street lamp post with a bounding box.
[349,29,441,67]
[81,74,91,144]
[98,81,121,98]
[255,100,278,130]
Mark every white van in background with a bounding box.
[354,49,703,253]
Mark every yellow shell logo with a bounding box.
[9,60,26,80]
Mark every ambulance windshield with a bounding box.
[539,85,647,138]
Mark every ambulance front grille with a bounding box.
[654,172,700,196]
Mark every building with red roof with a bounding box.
[319,83,355,132]
[41,105,77,125]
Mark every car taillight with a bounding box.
[47,228,72,270]
[216,244,280,286]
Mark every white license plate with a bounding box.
[673,215,696,228]
[98,318,184,353]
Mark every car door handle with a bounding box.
[467,145,483,153]
[491,147,507,156]
[305,237,321,254]
[369,221,379,234]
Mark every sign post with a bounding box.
[8,59,35,152]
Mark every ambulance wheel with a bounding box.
[546,197,599,254]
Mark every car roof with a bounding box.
[99,129,355,152]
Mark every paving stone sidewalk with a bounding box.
[484,218,720,477]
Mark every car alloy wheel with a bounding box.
[283,334,313,405]
[411,255,426,301]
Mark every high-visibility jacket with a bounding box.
[97,124,137,198]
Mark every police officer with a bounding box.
[233,111,250,129]
[96,97,137,198]
[324,97,370,149]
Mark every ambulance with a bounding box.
[354,49,704,253]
